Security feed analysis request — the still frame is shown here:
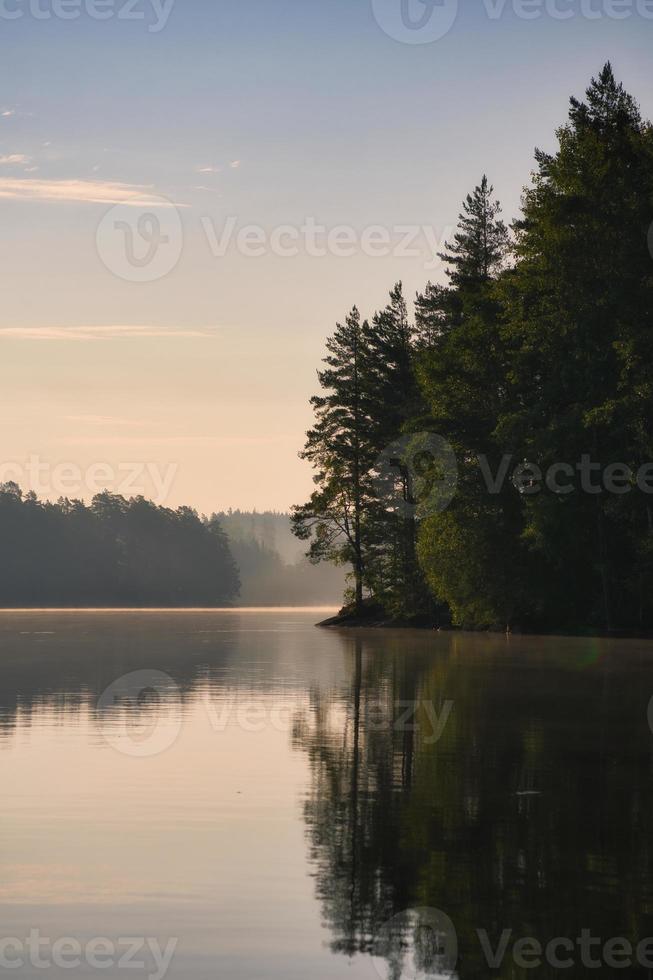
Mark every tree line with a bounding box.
[0,483,239,606]
[292,65,653,633]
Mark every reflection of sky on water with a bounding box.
[2,611,653,978]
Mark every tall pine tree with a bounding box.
[416,178,523,629]
[291,308,375,613]
[500,64,653,630]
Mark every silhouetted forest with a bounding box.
[0,488,345,608]
[293,66,653,634]
[0,483,239,607]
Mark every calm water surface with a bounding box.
[2,609,653,979]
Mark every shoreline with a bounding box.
[316,611,653,639]
[317,611,440,631]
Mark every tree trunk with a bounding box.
[354,557,363,615]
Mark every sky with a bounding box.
[0,0,652,513]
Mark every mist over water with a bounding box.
[3,610,653,978]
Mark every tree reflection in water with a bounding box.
[293,630,653,979]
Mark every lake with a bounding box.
[2,609,653,979]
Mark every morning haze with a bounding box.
[1,1,651,513]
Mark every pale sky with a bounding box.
[1,0,652,512]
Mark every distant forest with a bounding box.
[0,483,239,607]
[293,66,653,634]
[216,510,345,605]
[0,486,343,608]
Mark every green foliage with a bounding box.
[362,284,433,617]
[414,176,520,627]
[292,292,434,618]
[496,63,653,631]
[437,174,509,288]
[291,307,376,611]
[296,66,653,633]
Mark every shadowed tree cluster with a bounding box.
[293,66,653,633]
[0,483,239,606]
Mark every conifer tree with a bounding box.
[500,63,653,630]
[438,175,509,288]
[362,284,432,616]
[291,308,375,613]
[416,179,520,628]
[294,67,653,632]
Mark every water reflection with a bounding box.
[0,609,328,744]
[2,613,653,978]
[294,631,653,978]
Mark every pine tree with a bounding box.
[294,68,653,632]
[438,175,509,288]
[500,63,653,630]
[363,283,422,446]
[416,178,521,628]
[291,308,375,613]
[362,284,432,617]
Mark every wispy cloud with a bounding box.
[230,160,241,169]
[197,165,220,174]
[59,434,296,447]
[1,109,16,118]
[0,326,214,342]
[0,154,31,165]
[61,414,145,426]
[0,178,179,206]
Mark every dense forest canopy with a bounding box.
[0,489,343,608]
[293,65,653,634]
[0,483,239,607]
